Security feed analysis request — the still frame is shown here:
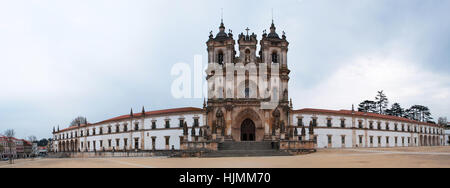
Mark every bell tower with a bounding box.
[260,20,290,104]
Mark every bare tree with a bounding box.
[4,129,15,164]
[28,135,37,143]
[70,116,87,127]
[438,117,447,126]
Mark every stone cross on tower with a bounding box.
[245,27,250,36]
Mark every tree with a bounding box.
[37,138,49,147]
[375,90,389,114]
[70,116,87,127]
[385,103,403,117]
[28,135,37,143]
[4,129,15,164]
[438,117,447,126]
[358,100,377,113]
[405,105,433,122]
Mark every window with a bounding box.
[358,121,363,129]
[88,141,90,149]
[359,136,363,145]
[108,126,111,134]
[370,136,373,144]
[179,119,184,128]
[385,123,389,130]
[341,136,345,145]
[165,120,170,129]
[245,49,251,62]
[377,122,381,130]
[93,128,96,135]
[401,125,405,132]
[194,118,199,127]
[245,87,249,98]
[134,138,139,149]
[386,137,390,144]
[395,137,398,144]
[340,119,345,128]
[124,139,128,147]
[402,137,404,145]
[100,140,103,148]
[378,136,381,144]
[312,119,317,127]
[272,52,278,63]
[152,121,156,129]
[124,124,128,132]
[99,127,103,135]
[108,140,111,147]
[369,122,373,129]
[394,124,398,131]
[327,135,332,144]
[116,139,120,147]
[134,123,139,131]
[297,118,303,126]
[327,119,332,128]
[116,125,120,132]
[218,52,224,65]
[165,136,170,146]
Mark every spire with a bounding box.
[142,106,145,116]
[53,126,55,133]
[183,122,188,136]
[57,125,60,132]
[130,108,133,117]
[214,9,230,40]
[267,22,279,39]
[191,125,196,136]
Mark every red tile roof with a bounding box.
[293,108,440,127]
[56,107,203,133]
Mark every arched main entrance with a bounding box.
[241,119,256,141]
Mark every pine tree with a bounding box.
[375,90,389,114]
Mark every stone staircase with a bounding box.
[201,141,292,158]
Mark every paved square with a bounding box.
[1,147,449,168]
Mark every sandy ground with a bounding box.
[1,146,449,168]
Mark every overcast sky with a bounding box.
[0,0,449,139]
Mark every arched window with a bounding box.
[245,87,249,98]
[218,52,224,65]
[245,49,251,62]
[272,52,278,63]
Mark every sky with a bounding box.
[0,0,449,139]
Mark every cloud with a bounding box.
[293,52,450,119]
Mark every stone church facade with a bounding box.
[51,21,447,154]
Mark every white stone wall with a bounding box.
[292,112,445,149]
[445,129,450,146]
[53,112,203,152]
[52,110,446,152]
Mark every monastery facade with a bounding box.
[51,21,447,154]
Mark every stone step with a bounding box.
[201,150,292,158]
[218,141,276,151]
